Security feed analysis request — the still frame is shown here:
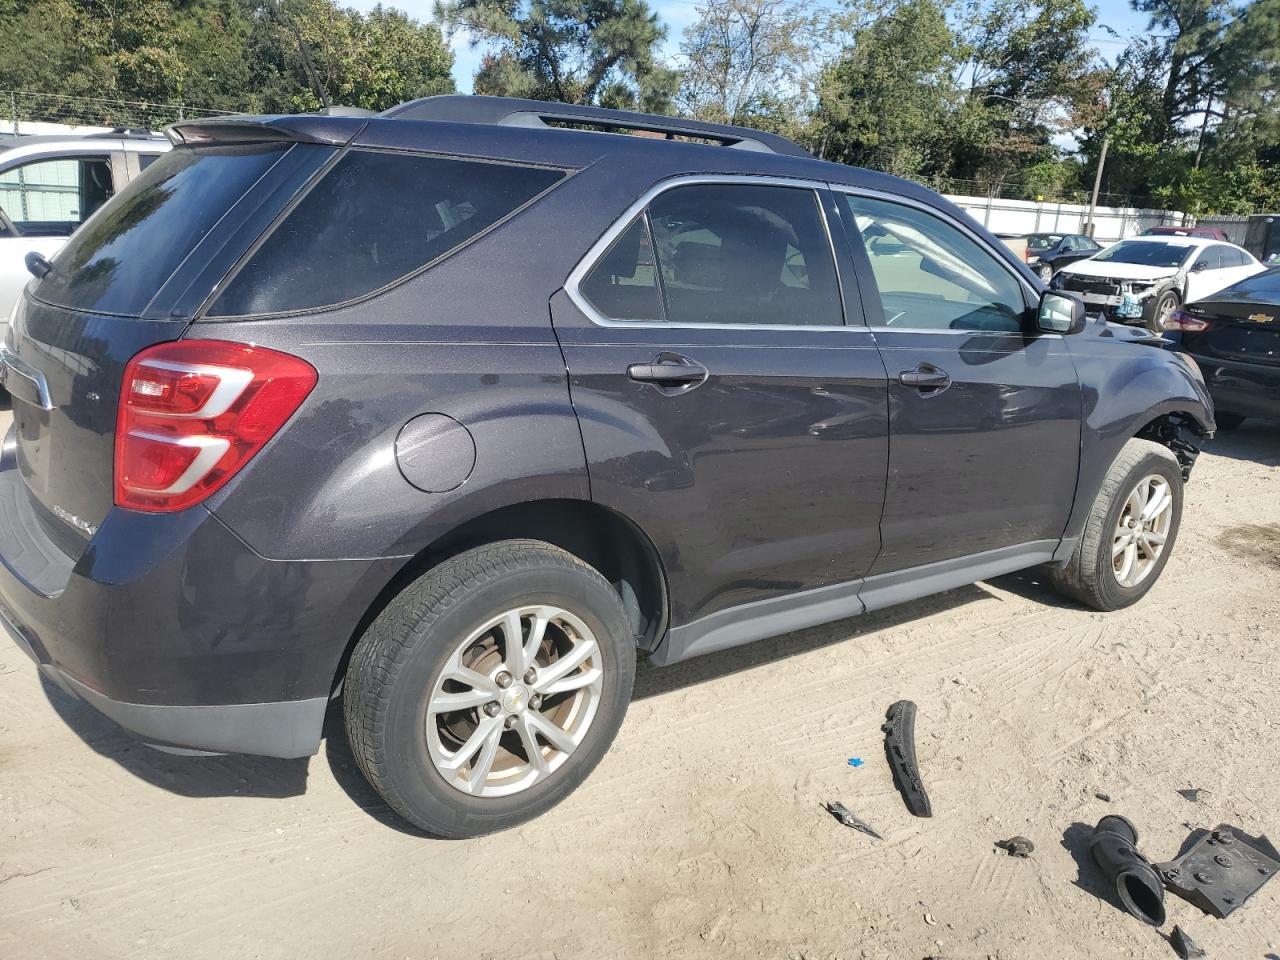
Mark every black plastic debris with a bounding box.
[1177,789,1205,803]
[1089,815,1167,926]
[882,700,932,817]
[1096,792,1112,802]
[824,801,883,840]
[995,836,1035,858]
[1158,824,1280,919]
[1170,925,1207,959]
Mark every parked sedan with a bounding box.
[1141,225,1231,242]
[1021,232,1102,282]
[1164,268,1280,428]
[1053,236,1265,332]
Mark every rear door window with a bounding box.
[0,156,114,237]
[209,151,565,317]
[647,183,843,326]
[34,143,292,316]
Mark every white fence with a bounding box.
[944,194,1191,244]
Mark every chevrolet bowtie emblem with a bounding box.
[1248,313,1275,323]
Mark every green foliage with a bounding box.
[439,0,675,109]
[813,0,957,177]
[676,0,828,139]
[0,0,454,120]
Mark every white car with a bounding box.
[1,130,170,342]
[1052,235,1265,332]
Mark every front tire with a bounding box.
[1049,439,1183,611]
[344,540,636,838]
[1038,263,1054,283]
[1146,289,1180,333]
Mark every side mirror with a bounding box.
[1037,289,1086,335]
[1191,259,1210,272]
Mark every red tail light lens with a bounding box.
[115,340,317,512]
[1165,309,1210,332]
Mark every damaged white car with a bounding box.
[1052,235,1264,333]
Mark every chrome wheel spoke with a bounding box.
[532,638,598,693]
[1117,541,1137,583]
[1144,528,1167,546]
[515,713,551,777]
[1113,534,1131,557]
[542,666,603,696]
[525,709,577,755]
[1141,485,1170,522]
[465,721,504,793]
[441,714,502,774]
[428,687,494,714]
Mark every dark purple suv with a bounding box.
[0,97,1214,837]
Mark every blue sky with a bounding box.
[348,0,1151,94]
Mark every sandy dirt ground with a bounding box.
[1,406,1278,960]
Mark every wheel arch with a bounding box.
[330,498,670,695]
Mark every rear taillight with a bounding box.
[115,340,317,512]
[1165,309,1210,333]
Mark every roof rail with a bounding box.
[381,95,811,158]
[86,128,165,140]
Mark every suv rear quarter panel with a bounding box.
[197,157,678,561]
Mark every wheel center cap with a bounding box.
[502,684,530,714]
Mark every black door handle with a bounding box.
[627,359,708,386]
[899,365,951,391]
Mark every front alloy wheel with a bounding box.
[1048,438,1184,610]
[1111,475,1173,588]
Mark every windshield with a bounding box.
[1027,235,1063,251]
[1093,241,1193,269]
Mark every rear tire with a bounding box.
[1049,439,1183,611]
[344,540,636,838]
[1038,263,1054,283]
[1215,412,1246,431]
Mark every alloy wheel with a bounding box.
[425,605,604,798]
[1112,474,1174,588]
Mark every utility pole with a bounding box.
[1086,136,1109,238]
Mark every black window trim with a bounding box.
[199,145,576,321]
[565,173,853,331]
[831,185,1045,338]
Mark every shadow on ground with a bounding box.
[40,675,309,799]
[1062,821,1132,919]
[37,576,1037,829]
[1202,420,1280,467]
[633,582,990,699]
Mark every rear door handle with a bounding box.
[898,364,951,391]
[627,357,708,387]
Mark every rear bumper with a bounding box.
[1183,348,1280,420]
[8,624,327,758]
[0,434,401,758]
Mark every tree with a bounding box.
[951,0,1099,188]
[438,0,677,110]
[813,0,957,177]
[676,0,827,136]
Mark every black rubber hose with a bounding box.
[1089,815,1167,926]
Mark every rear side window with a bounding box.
[649,184,843,326]
[210,151,565,316]
[35,144,291,315]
